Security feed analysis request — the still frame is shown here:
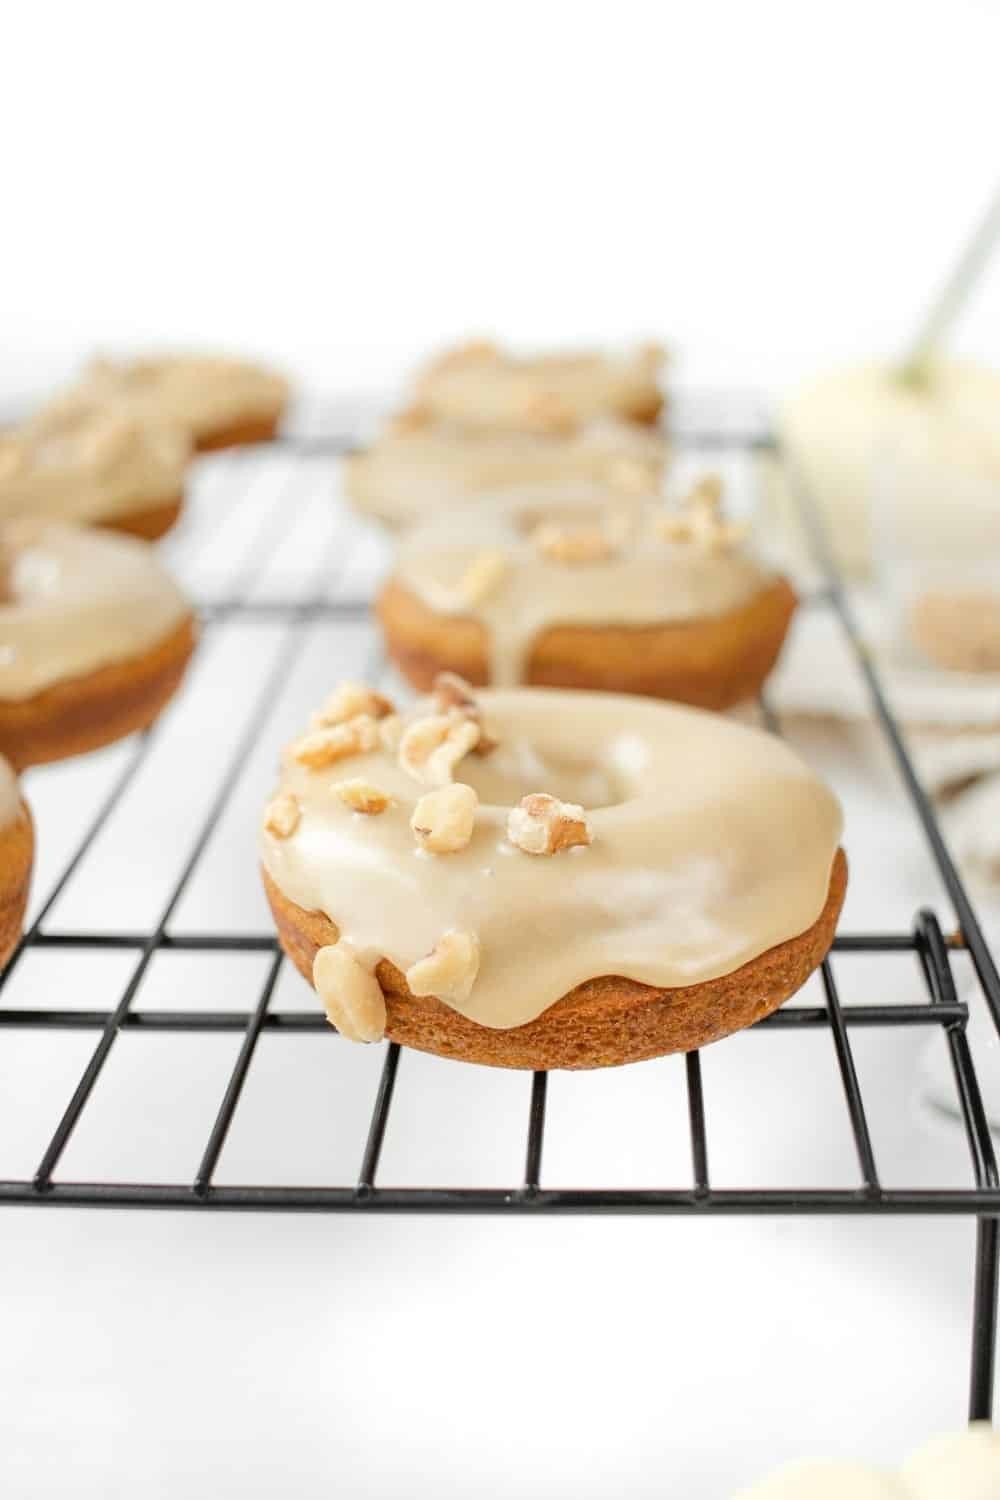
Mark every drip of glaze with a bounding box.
[396,487,771,686]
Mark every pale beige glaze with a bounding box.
[346,419,668,526]
[394,486,772,684]
[39,354,289,442]
[0,754,18,827]
[0,410,189,526]
[0,520,192,700]
[260,688,843,1032]
[415,341,665,431]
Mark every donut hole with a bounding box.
[460,736,635,810]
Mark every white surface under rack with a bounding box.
[0,394,996,1498]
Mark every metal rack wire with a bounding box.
[0,392,998,1424]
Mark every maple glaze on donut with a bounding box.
[0,520,197,768]
[260,680,845,1069]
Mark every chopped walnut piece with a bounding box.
[460,549,509,606]
[313,682,394,728]
[406,931,481,1005]
[288,714,379,769]
[507,793,593,855]
[523,392,577,434]
[398,713,480,786]
[431,672,497,755]
[432,671,477,713]
[410,783,478,854]
[313,943,386,1043]
[334,778,393,815]
[378,714,403,753]
[264,791,301,839]
[655,473,748,553]
[533,522,616,565]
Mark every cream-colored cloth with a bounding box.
[770,586,1000,888]
[734,1423,1000,1498]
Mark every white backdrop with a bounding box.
[4,0,1000,402]
[4,5,1000,1498]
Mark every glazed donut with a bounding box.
[39,353,290,452]
[0,755,32,969]
[0,410,189,540]
[377,477,797,709]
[344,415,668,528]
[0,520,197,768]
[260,679,845,1070]
[412,340,666,432]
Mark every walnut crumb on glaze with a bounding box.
[398,712,481,786]
[655,472,749,553]
[431,672,497,754]
[334,778,393,815]
[460,550,508,606]
[507,793,593,855]
[431,671,479,713]
[533,521,617,564]
[313,943,386,1042]
[264,791,301,839]
[406,931,481,1005]
[287,714,380,769]
[313,681,394,727]
[410,783,478,853]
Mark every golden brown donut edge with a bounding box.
[262,847,847,1070]
[376,574,798,711]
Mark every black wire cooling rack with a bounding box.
[0,392,998,1423]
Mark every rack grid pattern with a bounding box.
[1,393,998,1422]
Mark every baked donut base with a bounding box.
[195,411,284,452]
[0,616,198,770]
[0,801,33,970]
[100,492,184,542]
[377,575,798,711]
[262,848,847,1070]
